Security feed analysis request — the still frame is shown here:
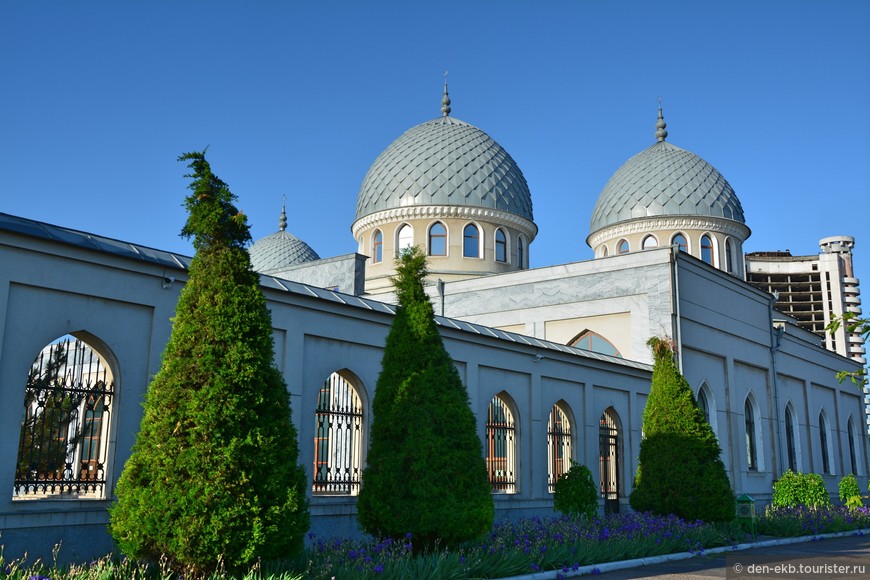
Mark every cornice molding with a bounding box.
[352,206,539,241]
[586,216,751,248]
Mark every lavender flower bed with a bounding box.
[295,512,742,579]
[758,505,870,537]
[4,507,869,579]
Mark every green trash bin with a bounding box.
[736,494,757,539]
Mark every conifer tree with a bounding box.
[629,337,735,522]
[357,246,493,551]
[110,151,309,576]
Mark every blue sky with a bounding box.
[3,1,869,283]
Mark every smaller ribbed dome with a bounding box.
[249,206,320,272]
[589,140,745,235]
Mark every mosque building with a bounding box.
[0,86,866,561]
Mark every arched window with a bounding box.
[372,229,383,263]
[312,371,364,495]
[486,393,516,493]
[642,235,658,249]
[617,239,630,254]
[547,402,572,492]
[495,228,507,263]
[599,408,622,514]
[698,388,710,424]
[672,233,688,253]
[15,335,115,499]
[725,238,736,274]
[599,245,609,258]
[819,410,833,475]
[396,224,413,256]
[517,235,526,269]
[745,397,758,471]
[848,416,858,476]
[696,382,718,437]
[428,222,447,256]
[569,330,621,357]
[785,403,799,473]
[463,224,481,258]
[701,234,715,265]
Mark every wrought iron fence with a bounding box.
[312,373,363,495]
[599,409,620,513]
[547,404,572,493]
[14,338,114,498]
[486,396,516,493]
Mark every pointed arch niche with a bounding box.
[696,381,718,437]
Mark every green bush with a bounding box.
[630,338,735,522]
[772,470,831,508]
[838,473,863,509]
[553,462,598,520]
[109,152,309,576]
[357,246,493,551]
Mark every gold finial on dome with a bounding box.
[441,70,451,116]
[655,96,668,142]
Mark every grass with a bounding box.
[2,507,869,579]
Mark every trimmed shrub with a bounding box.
[553,462,598,520]
[109,152,309,576]
[838,473,863,509]
[630,337,735,522]
[772,470,831,508]
[357,246,493,551]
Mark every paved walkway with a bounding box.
[508,530,870,579]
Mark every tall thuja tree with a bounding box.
[630,337,735,522]
[110,151,309,575]
[357,246,493,551]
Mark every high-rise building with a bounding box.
[745,236,865,365]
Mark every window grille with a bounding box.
[547,404,571,492]
[599,409,620,513]
[848,418,857,475]
[312,373,363,495]
[486,395,516,493]
[819,411,830,474]
[698,388,710,424]
[745,399,757,471]
[785,407,797,472]
[15,338,114,499]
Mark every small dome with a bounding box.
[249,207,320,272]
[355,115,533,223]
[589,117,745,236]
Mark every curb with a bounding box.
[503,528,870,579]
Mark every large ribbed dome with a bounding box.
[589,116,745,236]
[355,115,533,222]
[249,207,320,272]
